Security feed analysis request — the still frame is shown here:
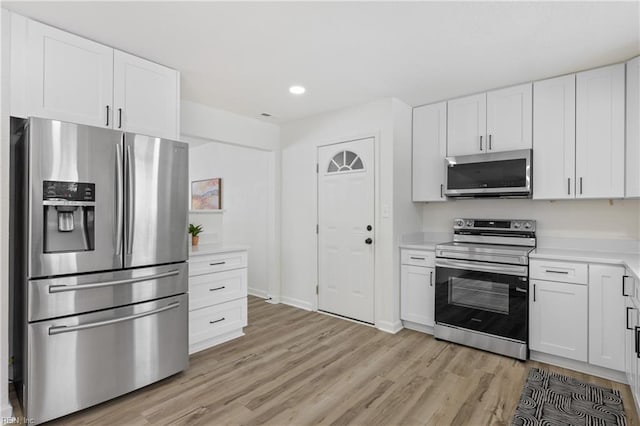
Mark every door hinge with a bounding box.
[316,285,319,295]
[316,163,319,173]
[316,224,319,234]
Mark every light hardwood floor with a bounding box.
[11,296,640,425]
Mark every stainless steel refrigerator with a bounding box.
[10,117,189,424]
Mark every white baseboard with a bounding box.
[530,350,627,384]
[402,320,434,335]
[248,288,269,299]
[280,296,313,311]
[376,320,403,334]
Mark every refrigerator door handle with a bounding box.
[115,141,124,256]
[48,269,180,293]
[48,301,180,335]
[125,144,135,255]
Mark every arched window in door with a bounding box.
[327,150,364,174]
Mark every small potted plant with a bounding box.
[188,224,203,246]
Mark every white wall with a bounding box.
[189,142,273,298]
[1,9,13,418]
[181,100,280,151]
[421,199,640,241]
[280,98,412,331]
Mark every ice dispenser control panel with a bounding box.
[43,181,95,202]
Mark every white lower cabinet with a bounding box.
[588,265,625,370]
[188,249,248,354]
[624,271,640,413]
[529,279,588,362]
[400,249,435,329]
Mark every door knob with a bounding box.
[365,238,373,245]
[366,225,372,231]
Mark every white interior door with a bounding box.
[317,138,375,324]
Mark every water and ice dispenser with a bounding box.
[42,180,96,253]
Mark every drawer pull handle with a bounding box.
[545,270,569,274]
[410,257,425,260]
[623,275,631,297]
[627,307,635,330]
[209,286,226,292]
[635,326,640,357]
[210,261,226,266]
[209,317,225,324]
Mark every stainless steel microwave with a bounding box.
[444,149,532,198]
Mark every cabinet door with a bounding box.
[114,50,179,139]
[532,75,576,200]
[529,280,588,361]
[486,83,532,152]
[401,265,435,327]
[576,64,625,199]
[412,102,447,202]
[589,264,625,371]
[626,56,640,198]
[26,20,113,127]
[447,93,486,156]
[624,297,638,395]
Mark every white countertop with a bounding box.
[531,248,640,279]
[399,241,442,251]
[189,243,250,257]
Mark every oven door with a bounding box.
[435,258,528,342]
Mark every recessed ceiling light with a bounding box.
[289,85,306,95]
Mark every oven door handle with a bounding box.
[435,258,528,277]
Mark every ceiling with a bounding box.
[3,2,639,124]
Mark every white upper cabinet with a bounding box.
[26,19,114,128]
[412,102,447,202]
[533,74,576,200]
[588,264,625,371]
[114,50,180,139]
[447,84,532,156]
[486,83,532,153]
[576,63,625,199]
[446,93,486,156]
[626,56,640,198]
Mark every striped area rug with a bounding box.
[513,367,627,425]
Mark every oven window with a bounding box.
[448,277,509,314]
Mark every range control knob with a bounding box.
[466,220,473,227]
[513,222,521,229]
[455,219,465,228]
[524,222,532,229]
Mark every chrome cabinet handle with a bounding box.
[49,302,180,335]
[410,256,425,260]
[635,326,640,357]
[115,141,123,256]
[49,270,180,293]
[209,286,226,292]
[545,270,569,274]
[429,271,433,286]
[623,275,631,297]
[118,108,123,129]
[440,184,443,198]
[126,144,135,255]
[106,105,110,126]
[209,317,225,324]
[479,135,483,151]
[533,284,536,302]
[488,134,492,150]
[567,178,571,195]
[209,261,226,266]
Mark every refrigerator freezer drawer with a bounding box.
[25,294,188,424]
[28,262,188,321]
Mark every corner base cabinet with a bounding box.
[188,249,248,354]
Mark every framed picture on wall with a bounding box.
[191,178,222,210]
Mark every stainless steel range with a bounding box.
[434,218,536,360]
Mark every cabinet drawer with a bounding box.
[189,268,247,310]
[189,298,247,346]
[189,251,248,276]
[401,250,435,267]
[530,259,588,284]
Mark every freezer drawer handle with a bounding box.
[48,270,180,293]
[48,301,180,335]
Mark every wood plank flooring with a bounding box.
[11,296,640,425]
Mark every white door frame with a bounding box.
[315,136,376,321]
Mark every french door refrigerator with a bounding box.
[10,117,189,424]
